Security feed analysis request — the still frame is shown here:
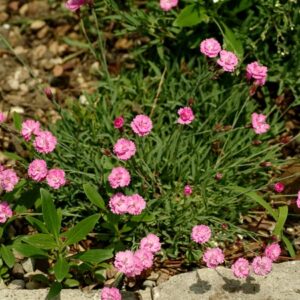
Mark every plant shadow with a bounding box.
[221,274,260,294]
[189,275,212,294]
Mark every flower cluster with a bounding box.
[65,0,88,12]
[251,113,270,135]
[0,166,19,192]
[160,0,178,11]
[0,201,13,223]
[109,193,146,215]
[191,225,211,244]
[100,287,121,300]
[246,62,268,86]
[108,167,131,189]
[177,107,195,125]
[203,247,225,268]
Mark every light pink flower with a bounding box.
[0,112,6,123]
[100,287,121,300]
[114,250,142,277]
[108,167,131,189]
[231,258,250,279]
[160,0,178,11]
[0,169,19,192]
[46,169,66,189]
[131,115,153,137]
[127,194,146,215]
[251,113,270,135]
[113,138,136,160]
[200,38,221,58]
[217,50,238,72]
[297,191,300,208]
[28,159,48,182]
[109,193,128,215]
[114,116,124,129]
[65,0,86,11]
[134,249,154,270]
[33,131,57,154]
[264,243,281,262]
[21,119,40,141]
[184,185,192,196]
[177,107,195,125]
[140,233,161,253]
[191,225,211,244]
[0,201,13,223]
[252,256,272,276]
[203,247,224,268]
[246,61,268,86]
[274,182,285,193]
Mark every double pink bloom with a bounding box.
[177,107,195,125]
[109,193,146,215]
[65,0,88,12]
[191,225,211,244]
[101,287,121,300]
[131,115,153,137]
[108,167,131,189]
[113,138,136,160]
[160,0,178,11]
[251,113,270,135]
[0,167,19,192]
[246,61,268,86]
[0,201,13,224]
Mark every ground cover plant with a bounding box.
[0,1,300,299]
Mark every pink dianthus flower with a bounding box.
[0,169,19,192]
[203,247,224,268]
[251,113,270,135]
[0,112,6,123]
[160,0,178,11]
[114,250,142,277]
[109,193,128,215]
[114,116,124,129]
[191,225,211,244]
[113,138,136,161]
[177,107,194,125]
[217,50,238,72]
[134,249,154,270]
[297,191,300,209]
[184,185,192,196]
[0,201,13,223]
[264,243,281,262]
[231,258,250,279]
[65,0,87,11]
[21,119,40,141]
[108,167,131,189]
[46,169,66,189]
[200,38,221,58]
[33,131,57,154]
[100,287,121,300]
[140,233,161,253]
[246,61,268,86]
[127,194,146,215]
[274,182,285,193]
[252,256,272,276]
[28,159,48,182]
[131,115,153,137]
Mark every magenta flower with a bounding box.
[108,167,131,189]
[131,115,153,137]
[100,287,121,300]
[140,233,161,253]
[65,0,87,12]
[297,191,300,208]
[109,193,128,215]
[252,256,272,276]
[0,201,13,223]
[21,119,40,141]
[46,169,66,189]
[200,38,221,58]
[114,250,142,277]
[217,50,238,72]
[113,138,136,160]
[231,258,250,279]
[134,249,154,270]
[126,194,146,215]
[246,61,268,86]
[264,243,281,262]
[191,225,211,244]
[28,159,48,182]
[251,113,270,135]
[203,247,224,268]
[114,116,124,129]
[274,182,285,193]
[0,112,6,123]
[184,185,192,196]
[160,0,178,11]
[33,131,57,154]
[177,107,195,125]
[0,169,19,192]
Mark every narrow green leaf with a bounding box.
[46,282,62,300]
[83,183,106,211]
[54,256,69,282]
[12,112,22,131]
[41,189,60,239]
[282,235,296,258]
[1,245,15,268]
[25,216,49,234]
[22,234,57,250]
[61,214,100,246]
[74,249,113,264]
[13,242,48,258]
[273,206,288,237]
[174,5,209,27]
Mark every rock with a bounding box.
[25,281,42,289]
[147,271,160,281]
[0,12,8,23]
[37,26,49,39]
[10,106,25,114]
[139,288,152,300]
[143,280,156,288]
[12,263,25,278]
[53,65,64,77]
[7,77,19,90]
[22,258,35,273]
[31,45,47,60]
[30,20,46,30]
[19,4,29,16]
[8,279,25,290]
[0,280,7,290]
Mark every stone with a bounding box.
[8,279,25,290]
[12,263,24,278]
[22,258,35,273]
[138,288,152,300]
[0,280,7,290]
[30,20,46,30]
[25,281,42,289]
[143,280,156,288]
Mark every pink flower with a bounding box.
[217,50,238,72]
[252,256,272,276]
[114,116,124,129]
[0,112,6,123]
[246,61,268,86]
[0,201,13,223]
[200,38,221,58]
[46,169,66,189]
[21,119,40,141]
[113,138,136,160]
[33,131,57,154]
[134,249,154,270]
[100,287,121,300]
[251,113,270,135]
[231,258,250,279]
[127,194,146,215]
[108,167,131,189]
[203,247,224,268]
[160,0,178,11]
[65,0,86,11]
[184,185,192,196]
[0,169,19,192]
[28,159,48,182]
[114,250,142,277]
[274,182,285,193]
[191,225,211,244]
[109,193,128,215]
[264,243,281,262]
[140,233,161,253]
[131,115,153,137]
[297,191,300,208]
[177,107,195,125]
